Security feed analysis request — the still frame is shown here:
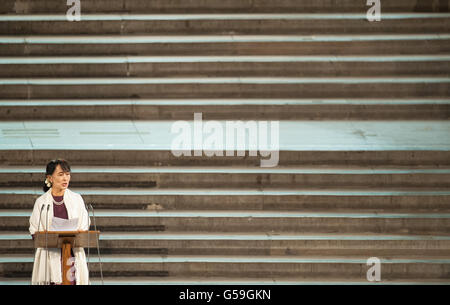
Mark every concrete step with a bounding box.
[2,0,448,14]
[1,188,449,212]
[1,99,450,121]
[1,254,450,280]
[1,35,449,56]
[69,277,450,285]
[2,14,450,35]
[0,120,449,166]
[2,149,450,167]
[2,232,449,256]
[1,166,450,189]
[2,276,450,285]
[1,76,449,99]
[2,55,450,77]
[2,210,450,234]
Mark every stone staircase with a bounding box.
[0,0,449,284]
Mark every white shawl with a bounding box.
[29,188,91,285]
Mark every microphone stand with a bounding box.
[44,204,50,285]
[32,204,46,285]
[89,204,104,285]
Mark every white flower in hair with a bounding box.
[44,178,51,187]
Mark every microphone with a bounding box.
[45,204,50,285]
[88,204,103,285]
[36,204,46,234]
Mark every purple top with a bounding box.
[52,195,69,219]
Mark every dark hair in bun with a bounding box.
[43,159,71,192]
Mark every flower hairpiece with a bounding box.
[44,178,51,188]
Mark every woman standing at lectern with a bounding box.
[29,159,90,285]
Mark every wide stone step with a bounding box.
[2,0,446,14]
[77,277,450,285]
[1,188,449,212]
[1,55,449,78]
[2,232,449,256]
[2,149,450,167]
[1,99,450,121]
[3,276,450,285]
[2,14,449,35]
[2,210,450,234]
[0,120,449,166]
[2,152,450,168]
[1,166,450,189]
[1,76,449,99]
[1,254,450,280]
[1,35,448,56]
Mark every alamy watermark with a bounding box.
[66,0,81,22]
[366,257,381,282]
[170,113,280,167]
[66,257,76,282]
[367,0,381,22]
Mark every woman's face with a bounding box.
[47,164,70,191]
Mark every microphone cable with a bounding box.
[85,204,90,278]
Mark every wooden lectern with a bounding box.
[33,230,100,285]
